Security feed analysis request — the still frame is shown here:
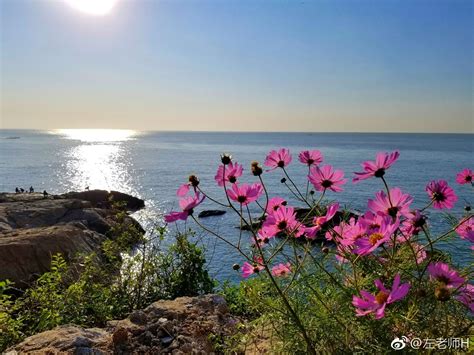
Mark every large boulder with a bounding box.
[4,326,111,355]
[61,190,145,211]
[0,224,105,287]
[6,294,236,354]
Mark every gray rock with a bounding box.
[8,295,236,354]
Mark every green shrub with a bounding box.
[0,223,214,352]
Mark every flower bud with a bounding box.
[221,153,232,165]
[232,263,240,270]
[465,205,471,212]
[251,161,263,176]
[188,175,200,187]
[415,289,427,298]
[280,178,287,184]
[435,286,451,301]
[322,246,329,254]
[310,190,315,195]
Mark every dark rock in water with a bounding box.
[198,210,227,218]
[61,190,145,211]
[110,190,145,210]
[238,221,263,231]
[0,191,145,287]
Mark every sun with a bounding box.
[63,0,119,16]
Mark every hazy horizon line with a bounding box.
[1,128,473,135]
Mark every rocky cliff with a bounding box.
[0,190,145,288]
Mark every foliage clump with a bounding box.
[0,213,214,352]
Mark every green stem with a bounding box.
[283,167,312,207]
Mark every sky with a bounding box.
[0,0,472,132]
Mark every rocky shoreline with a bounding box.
[1,190,239,354]
[0,190,144,288]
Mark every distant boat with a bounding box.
[4,136,20,139]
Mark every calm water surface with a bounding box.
[0,130,472,281]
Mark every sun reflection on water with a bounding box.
[55,129,137,194]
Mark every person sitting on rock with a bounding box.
[29,186,34,193]
[15,187,20,193]
[20,188,25,193]
[43,190,49,198]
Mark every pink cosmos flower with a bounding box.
[354,216,399,256]
[176,183,190,197]
[400,210,426,237]
[263,205,304,238]
[264,148,292,171]
[456,168,473,185]
[368,188,413,219]
[272,263,292,277]
[254,225,277,246]
[308,165,347,192]
[327,217,365,245]
[425,180,458,209]
[456,216,474,244]
[266,197,287,214]
[241,257,264,278]
[241,262,264,278]
[412,243,427,265]
[353,151,400,183]
[227,183,263,206]
[352,274,410,319]
[164,193,205,223]
[331,219,367,263]
[456,284,474,313]
[335,244,351,264]
[315,203,339,226]
[427,262,465,288]
[176,175,200,197]
[214,161,243,186]
[358,211,388,235]
[305,203,339,239]
[298,150,323,167]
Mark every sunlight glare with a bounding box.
[63,0,119,16]
[55,129,136,143]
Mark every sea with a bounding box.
[0,129,472,282]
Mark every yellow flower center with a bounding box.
[369,233,384,245]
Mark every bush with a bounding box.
[166,150,473,353]
[0,222,214,352]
